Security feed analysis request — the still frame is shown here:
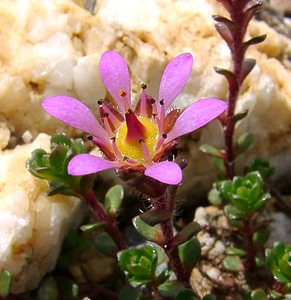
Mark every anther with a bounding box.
[159,99,164,105]
[139,139,145,144]
[162,133,167,139]
[119,89,127,97]
[87,135,93,141]
[141,83,147,89]
[97,99,103,105]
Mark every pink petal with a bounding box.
[99,51,131,113]
[158,53,193,112]
[68,154,121,176]
[165,98,227,143]
[145,161,182,185]
[42,96,109,140]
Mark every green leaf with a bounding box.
[223,256,242,273]
[118,286,140,300]
[213,157,225,175]
[178,237,201,272]
[250,288,267,300]
[235,133,253,154]
[224,205,245,221]
[51,133,72,148]
[118,245,157,285]
[49,145,69,172]
[80,222,106,233]
[253,228,270,246]
[208,188,223,206]
[176,289,197,300]
[232,110,248,124]
[0,270,12,297]
[172,222,201,247]
[133,216,164,245]
[225,247,246,257]
[248,158,275,179]
[158,281,186,298]
[95,232,117,257]
[140,209,172,226]
[199,144,223,158]
[105,184,124,216]
[37,276,58,300]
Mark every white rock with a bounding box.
[0,133,82,293]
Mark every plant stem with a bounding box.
[223,6,246,179]
[242,218,256,273]
[153,189,191,287]
[83,189,127,250]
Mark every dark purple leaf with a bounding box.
[214,67,239,91]
[241,58,256,83]
[172,222,201,247]
[140,209,172,226]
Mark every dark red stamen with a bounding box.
[125,110,146,142]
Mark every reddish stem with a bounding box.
[242,218,256,273]
[83,189,127,250]
[222,3,248,179]
[152,189,194,291]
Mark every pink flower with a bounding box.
[42,51,227,185]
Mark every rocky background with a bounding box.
[0,0,290,293]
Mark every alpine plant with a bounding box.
[42,51,227,185]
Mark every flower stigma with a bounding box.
[115,115,159,163]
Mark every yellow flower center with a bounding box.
[115,116,159,163]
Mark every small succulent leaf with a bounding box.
[176,289,197,300]
[248,158,275,179]
[37,276,58,300]
[223,256,242,273]
[172,222,201,247]
[214,23,234,50]
[278,254,291,281]
[241,59,256,83]
[224,205,245,221]
[71,138,85,154]
[235,133,253,154]
[250,289,267,300]
[49,145,69,172]
[214,67,238,90]
[232,109,248,124]
[28,149,49,168]
[95,232,118,257]
[208,188,223,206]
[244,34,267,47]
[80,222,106,233]
[178,237,201,272]
[156,269,170,285]
[253,228,270,246]
[0,270,12,297]
[255,257,266,268]
[217,180,233,202]
[212,15,236,31]
[47,182,76,196]
[243,1,263,29]
[225,247,246,257]
[199,144,223,158]
[140,209,172,226]
[133,216,165,245]
[158,281,186,298]
[213,157,226,175]
[118,286,140,300]
[118,245,157,284]
[104,184,124,216]
[50,133,72,148]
